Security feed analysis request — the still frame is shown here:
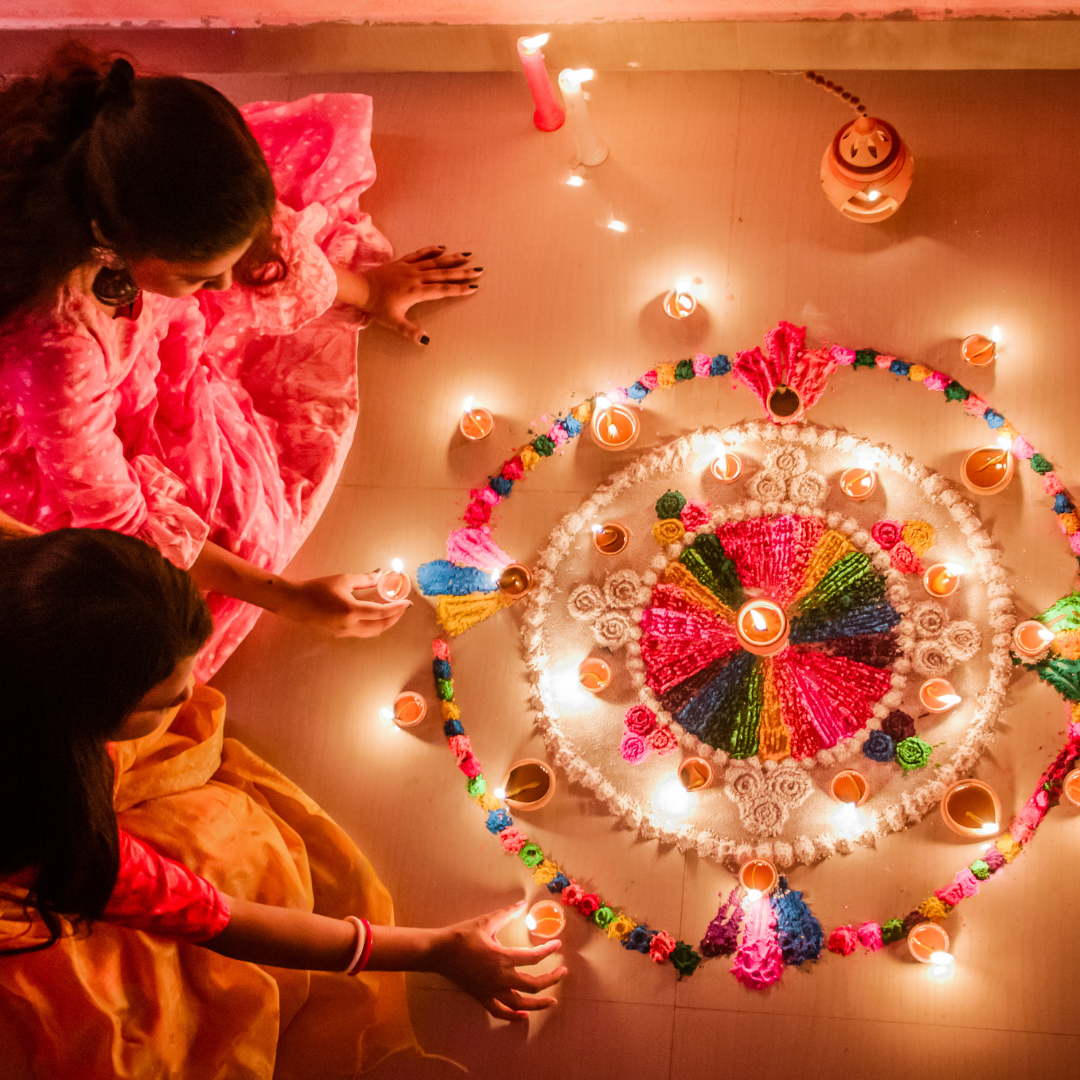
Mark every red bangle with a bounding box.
[344,916,373,976]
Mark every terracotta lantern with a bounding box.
[820,114,914,224]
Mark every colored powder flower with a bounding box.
[563,416,583,437]
[501,456,524,481]
[881,918,904,944]
[680,498,711,531]
[693,353,713,378]
[853,349,878,369]
[984,409,1005,429]
[700,889,743,958]
[561,882,584,908]
[963,393,990,417]
[433,658,451,680]
[671,941,701,979]
[432,640,451,661]
[907,364,932,382]
[895,736,933,772]
[519,844,545,868]
[1060,512,1080,535]
[435,678,454,701]
[935,868,980,907]
[1071,533,1080,556]
[653,518,686,545]
[832,346,857,366]
[943,381,970,402]
[520,446,540,470]
[443,718,464,737]
[1054,493,1075,515]
[983,846,1006,873]
[969,859,991,881]
[862,729,895,762]
[459,754,483,778]
[606,914,635,940]
[901,520,935,556]
[656,362,677,389]
[620,731,650,765]
[626,382,648,401]
[675,359,695,381]
[624,704,658,737]
[1043,472,1065,495]
[889,542,923,575]
[499,828,528,853]
[464,499,492,527]
[546,424,569,448]
[575,892,601,917]
[533,860,560,885]
[871,519,903,551]
[710,354,731,376]
[856,921,883,951]
[996,834,1022,861]
[593,905,616,929]
[447,735,471,760]
[488,475,512,496]
[1012,436,1035,460]
[466,775,486,797]
[623,925,655,953]
[485,809,512,834]
[646,726,679,757]
[889,359,911,376]
[882,710,915,741]
[476,791,502,811]
[533,434,556,456]
[875,354,895,369]
[548,872,571,894]
[572,401,593,423]
[640,370,659,390]
[655,490,687,519]
[922,371,950,392]
[649,930,676,963]
[827,926,859,956]
[917,897,952,921]
[441,701,461,721]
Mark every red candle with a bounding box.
[516,34,565,132]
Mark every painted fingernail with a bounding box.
[437,245,446,249]
[420,334,430,344]
[371,567,381,574]
[473,266,484,272]
[461,251,472,257]
[469,284,479,289]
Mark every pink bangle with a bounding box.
[343,916,373,976]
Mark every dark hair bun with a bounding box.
[98,57,135,105]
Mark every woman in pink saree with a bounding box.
[0,46,481,679]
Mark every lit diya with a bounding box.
[458,396,494,441]
[662,282,698,320]
[709,452,742,483]
[735,598,789,656]
[940,778,1001,838]
[839,467,877,501]
[960,333,996,367]
[376,558,412,602]
[498,759,556,813]
[1063,768,1080,808]
[738,858,778,899]
[919,678,960,713]
[578,656,612,692]
[907,921,950,963]
[922,563,963,598]
[526,899,565,940]
[830,769,869,806]
[390,691,426,729]
[496,562,532,598]
[1013,620,1054,659]
[960,445,1015,496]
[590,396,640,451]
[678,757,714,792]
[592,521,631,555]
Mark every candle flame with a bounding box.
[749,608,768,632]
[991,325,1002,343]
[930,951,954,965]
[494,787,506,800]
[566,175,584,187]
[519,32,550,53]
[561,67,594,86]
[867,189,881,202]
[391,558,404,574]
[380,707,394,721]
[744,888,762,904]
[607,220,628,233]
[979,821,998,834]
[607,421,619,437]
[1038,626,1055,643]
[654,775,692,818]
[995,434,1013,450]
[939,694,962,707]
[943,563,965,577]
[525,913,538,930]
[462,395,475,413]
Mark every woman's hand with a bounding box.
[275,573,410,638]
[334,247,482,345]
[428,902,566,1022]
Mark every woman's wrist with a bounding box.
[332,265,372,311]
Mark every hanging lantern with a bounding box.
[807,71,914,224]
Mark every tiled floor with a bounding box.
[207,69,1080,1078]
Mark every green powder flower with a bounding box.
[894,736,933,772]
[655,490,687,520]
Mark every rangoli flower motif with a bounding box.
[567,570,649,652]
[637,514,901,762]
[722,761,813,838]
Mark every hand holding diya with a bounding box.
[376,559,412,602]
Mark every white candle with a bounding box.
[558,68,608,167]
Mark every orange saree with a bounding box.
[0,685,416,1079]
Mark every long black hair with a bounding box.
[0,42,285,323]
[0,529,212,952]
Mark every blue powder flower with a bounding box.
[1055,493,1074,514]
[432,658,451,680]
[889,359,911,376]
[443,719,464,737]
[984,409,1005,429]
[562,416,583,437]
[626,382,649,401]
[485,809,512,834]
[547,873,571,894]
[416,560,498,597]
[489,475,513,497]
[862,729,896,763]
[710,354,731,377]
[622,925,655,953]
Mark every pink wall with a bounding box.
[0,0,1073,29]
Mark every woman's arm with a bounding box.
[188,540,410,638]
[333,246,483,346]
[206,897,564,1022]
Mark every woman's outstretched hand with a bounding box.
[276,572,410,638]
[334,247,482,345]
[429,901,566,1022]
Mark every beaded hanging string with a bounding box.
[804,70,869,116]
[417,322,1080,988]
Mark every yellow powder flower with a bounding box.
[656,362,677,389]
[1060,512,1080,535]
[996,833,1022,863]
[653,518,685,546]
[572,401,593,424]
[441,701,461,721]
[475,791,502,811]
[520,446,540,471]
[606,914,635,940]
[917,896,951,921]
[901,520,936,556]
[908,364,932,382]
[532,860,560,885]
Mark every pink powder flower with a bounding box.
[649,930,676,963]
[831,346,857,366]
[1070,533,1080,556]
[432,640,451,661]
[871,519,903,551]
[680,498,711,531]
[575,892,601,917]
[1044,472,1065,495]
[606,387,632,406]
[875,354,895,369]
[889,542,923,575]
[463,500,492,527]
[935,868,980,908]
[639,370,659,390]
[827,926,859,956]
[647,726,679,757]
[458,753,483,778]
[923,371,951,392]
[561,882,584,908]
[447,735,471,760]
[624,704,658,737]
[1011,436,1035,460]
[692,353,713,378]
[547,424,569,447]
[499,828,528,854]
[471,486,501,506]
[620,731,650,765]
[963,394,990,417]
[501,456,525,481]
[856,921,883,952]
